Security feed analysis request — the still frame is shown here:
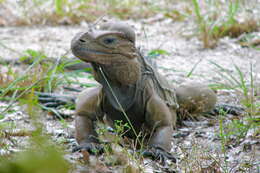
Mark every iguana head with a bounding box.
[71,21,141,85]
[71,21,137,65]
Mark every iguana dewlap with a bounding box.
[71,21,217,160]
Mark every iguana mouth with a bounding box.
[71,45,123,65]
[71,45,113,63]
[77,47,112,55]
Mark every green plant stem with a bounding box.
[0,78,43,115]
[98,67,142,147]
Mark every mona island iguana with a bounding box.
[69,21,218,161]
[38,21,229,162]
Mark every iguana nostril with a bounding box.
[79,39,86,42]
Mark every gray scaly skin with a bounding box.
[69,21,217,162]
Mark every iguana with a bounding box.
[37,21,242,162]
[68,21,217,161]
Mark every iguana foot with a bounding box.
[36,92,76,108]
[142,146,176,164]
[212,104,245,116]
[72,143,104,155]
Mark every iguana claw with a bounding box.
[72,143,104,155]
[213,104,245,115]
[35,92,76,108]
[142,146,176,164]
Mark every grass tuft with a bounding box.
[1,0,167,26]
[191,0,259,48]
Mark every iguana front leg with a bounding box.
[73,86,104,154]
[144,94,176,163]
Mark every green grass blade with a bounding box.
[209,60,241,87]
[186,59,202,77]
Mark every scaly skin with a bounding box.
[70,21,217,162]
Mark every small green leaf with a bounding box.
[0,114,4,120]
[148,49,170,58]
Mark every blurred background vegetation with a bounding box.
[1,0,259,48]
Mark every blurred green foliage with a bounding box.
[0,141,70,173]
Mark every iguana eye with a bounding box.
[102,37,117,45]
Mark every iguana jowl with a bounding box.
[70,21,217,161]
